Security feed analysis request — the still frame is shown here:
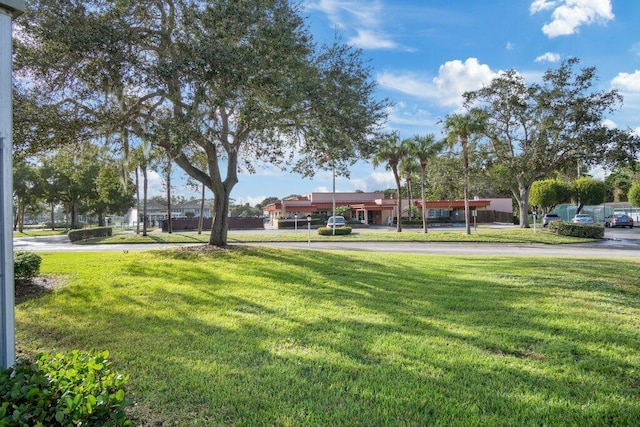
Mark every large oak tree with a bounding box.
[463,58,636,227]
[18,0,388,246]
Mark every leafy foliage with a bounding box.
[443,110,486,235]
[372,132,406,232]
[68,227,113,243]
[464,58,631,227]
[403,134,444,233]
[548,221,604,239]
[0,350,132,426]
[572,177,605,214]
[18,0,388,247]
[12,162,43,233]
[334,205,351,216]
[629,181,640,207]
[529,179,571,212]
[317,226,352,236]
[13,251,42,281]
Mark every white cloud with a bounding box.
[633,127,640,138]
[611,70,640,92]
[146,170,165,198]
[519,70,546,84]
[245,196,266,206]
[349,29,398,50]
[308,0,400,50]
[535,52,561,63]
[506,42,515,51]
[377,71,433,98]
[378,58,497,107]
[602,118,617,129]
[348,178,369,192]
[366,171,397,190]
[433,58,498,106]
[530,0,558,14]
[388,104,437,128]
[531,0,614,38]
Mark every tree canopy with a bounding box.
[463,58,636,227]
[629,182,640,207]
[17,0,388,246]
[443,110,485,235]
[529,179,571,213]
[402,134,443,233]
[372,132,405,232]
[572,177,605,214]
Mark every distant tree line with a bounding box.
[374,59,639,234]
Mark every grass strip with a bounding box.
[87,227,594,245]
[15,247,640,426]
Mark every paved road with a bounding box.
[13,227,640,257]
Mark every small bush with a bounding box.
[317,226,352,236]
[548,222,604,239]
[68,227,113,242]
[0,350,133,426]
[275,218,322,229]
[14,251,42,281]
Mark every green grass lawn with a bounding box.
[88,227,595,245]
[12,229,68,238]
[15,248,639,426]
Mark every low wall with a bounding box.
[161,217,264,231]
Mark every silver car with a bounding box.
[604,214,634,228]
[326,216,346,227]
[542,213,561,227]
[571,214,593,224]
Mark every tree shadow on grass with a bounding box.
[14,276,65,304]
[15,246,640,425]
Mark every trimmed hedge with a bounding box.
[68,227,113,242]
[317,226,352,236]
[275,219,323,229]
[548,222,604,239]
[0,350,133,426]
[14,251,42,281]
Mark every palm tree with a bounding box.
[372,132,406,232]
[444,110,485,235]
[405,134,444,233]
[132,140,154,237]
[399,154,419,221]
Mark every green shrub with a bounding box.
[317,226,352,236]
[0,350,133,426]
[275,218,322,229]
[14,251,42,281]
[68,227,113,242]
[548,222,604,239]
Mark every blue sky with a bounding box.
[159,0,640,205]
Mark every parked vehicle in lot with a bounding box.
[605,214,634,228]
[542,213,561,227]
[326,215,346,227]
[571,214,594,224]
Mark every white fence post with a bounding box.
[0,0,25,369]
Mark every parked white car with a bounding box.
[571,214,594,224]
[326,216,346,227]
